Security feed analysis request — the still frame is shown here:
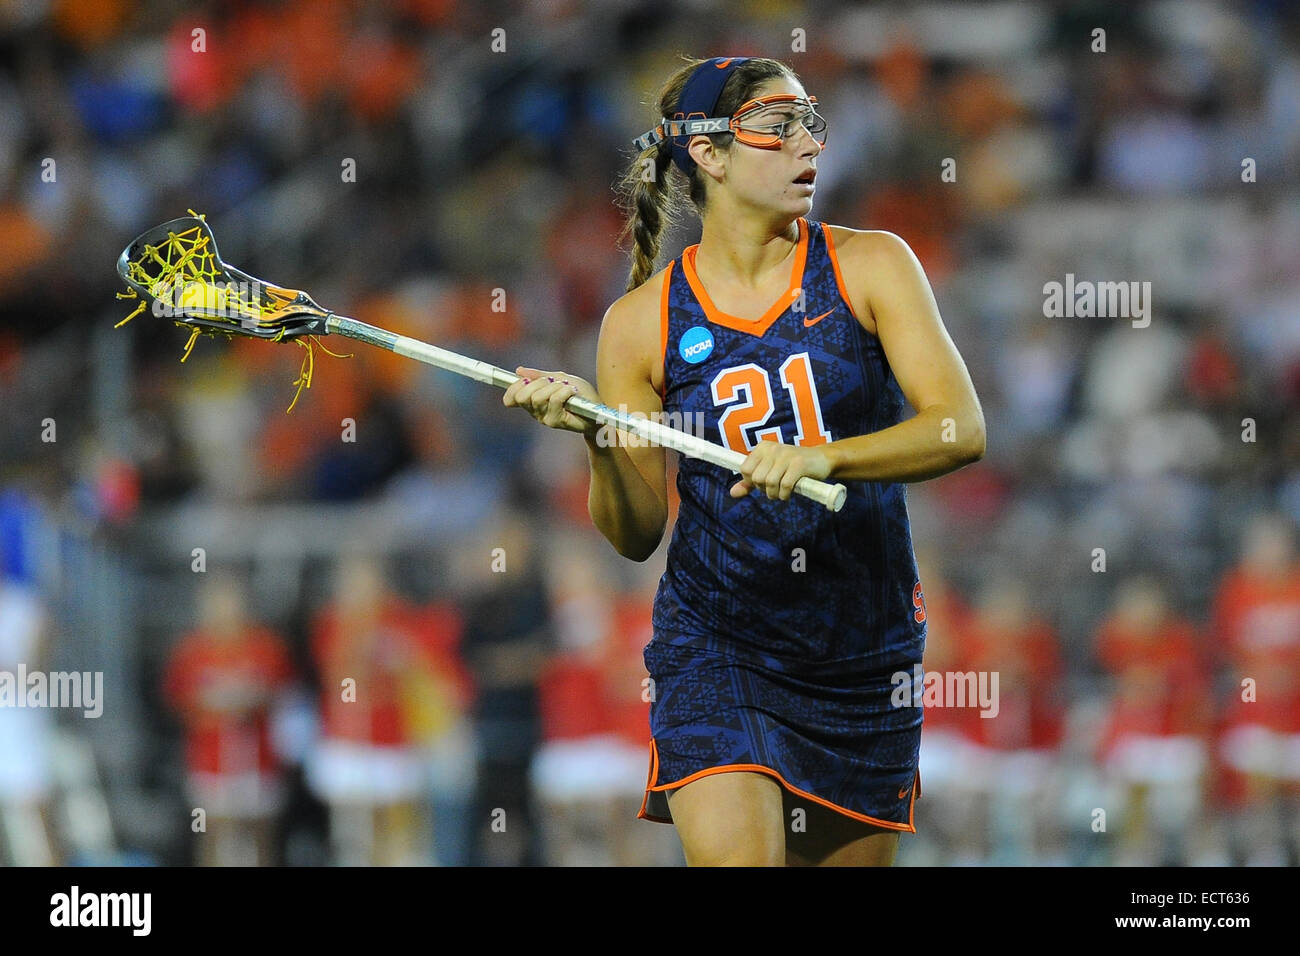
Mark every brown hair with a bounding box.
[616,56,799,292]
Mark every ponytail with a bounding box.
[617,138,677,293]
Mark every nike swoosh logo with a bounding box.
[898,785,911,800]
[803,308,834,327]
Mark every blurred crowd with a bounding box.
[1,0,1299,865]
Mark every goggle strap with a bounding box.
[631,125,665,152]
[631,96,821,150]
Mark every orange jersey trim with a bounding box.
[822,224,860,321]
[636,736,920,833]
[658,261,674,402]
[680,217,809,338]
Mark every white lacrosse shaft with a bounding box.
[323,314,848,512]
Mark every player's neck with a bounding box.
[696,211,800,290]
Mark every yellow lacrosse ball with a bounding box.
[178,280,228,311]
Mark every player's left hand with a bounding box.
[730,440,834,502]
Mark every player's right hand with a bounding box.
[503,366,602,437]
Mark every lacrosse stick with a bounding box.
[115,213,847,512]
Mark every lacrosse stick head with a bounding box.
[116,213,330,341]
[115,212,350,412]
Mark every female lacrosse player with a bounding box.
[503,56,984,866]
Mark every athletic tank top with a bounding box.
[650,217,926,678]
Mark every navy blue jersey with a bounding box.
[650,217,926,680]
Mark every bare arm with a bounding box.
[823,229,985,482]
[502,289,668,561]
[585,294,668,560]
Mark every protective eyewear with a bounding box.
[633,94,827,153]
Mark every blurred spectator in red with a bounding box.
[412,594,477,868]
[305,552,470,865]
[958,577,1067,864]
[1212,513,1300,675]
[1094,576,1216,865]
[1211,514,1300,864]
[530,540,675,866]
[163,571,293,866]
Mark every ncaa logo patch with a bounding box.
[679,326,714,364]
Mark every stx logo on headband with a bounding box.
[668,117,731,138]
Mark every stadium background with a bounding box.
[1,0,1299,866]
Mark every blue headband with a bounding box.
[670,56,751,175]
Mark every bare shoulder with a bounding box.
[605,263,668,326]
[823,226,923,337]
[828,227,933,299]
[599,264,672,395]
[824,225,914,262]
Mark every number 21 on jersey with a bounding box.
[710,351,831,453]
